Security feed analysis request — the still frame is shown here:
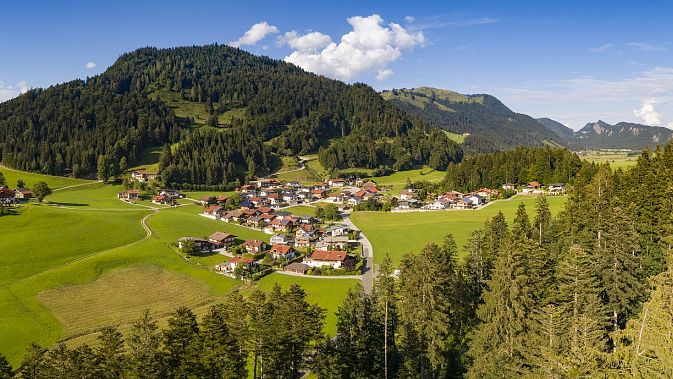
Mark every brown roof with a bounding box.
[203,205,224,214]
[209,232,235,242]
[270,244,294,255]
[230,256,254,264]
[310,250,348,262]
[243,240,266,248]
[285,262,310,272]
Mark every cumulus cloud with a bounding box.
[277,31,332,50]
[283,14,424,81]
[230,21,279,47]
[404,16,415,24]
[0,80,29,103]
[85,62,97,69]
[376,68,393,81]
[633,101,661,125]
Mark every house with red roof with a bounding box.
[216,256,256,273]
[304,250,354,270]
[270,244,296,260]
[243,240,267,254]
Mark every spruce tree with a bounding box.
[373,254,399,379]
[18,343,45,379]
[96,326,126,379]
[0,353,11,379]
[163,306,198,378]
[126,310,163,378]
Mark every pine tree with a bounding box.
[373,254,398,379]
[96,326,126,379]
[163,307,198,378]
[533,195,553,247]
[612,249,673,377]
[0,353,11,379]
[193,304,246,379]
[18,343,45,379]
[126,310,163,378]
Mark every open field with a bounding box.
[283,205,318,217]
[443,130,466,143]
[579,151,638,170]
[1,165,89,189]
[350,194,567,266]
[367,166,446,194]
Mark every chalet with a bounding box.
[216,256,255,273]
[362,181,378,190]
[245,216,264,228]
[130,170,158,182]
[427,198,452,210]
[118,189,140,201]
[322,235,349,250]
[178,237,213,253]
[223,210,246,223]
[476,188,499,198]
[199,196,216,206]
[466,194,485,206]
[270,244,296,260]
[548,183,566,195]
[310,189,328,199]
[295,235,312,248]
[327,192,344,203]
[243,240,267,254]
[502,183,517,191]
[347,196,363,206]
[454,199,473,209]
[315,241,330,251]
[14,188,32,200]
[202,205,226,219]
[152,194,176,205]
[523,181,544,194]
[270,234,291,245]
[304,250,354,270]
[240,184,256,193]
[328,178,345,188]
[0,187,15,205]
[284,262,310,274]
[399,189,418,201]
[160,189,183,198]
[396,199,420,210]
[208,232,236,248]
[296,223,316,237]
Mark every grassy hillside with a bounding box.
[350,194,567,266]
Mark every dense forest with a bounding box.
[382,87,570,155]
[0,45,462,184]
[4,144,673,378]
[442,146,587,192]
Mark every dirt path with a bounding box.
[52,180,103,192]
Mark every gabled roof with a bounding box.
[209,232,235,242]
[203,205,224,214]
[243,240,266,248]
[230,256,254,265]
[270,244,294,255]
[310,250,348,262]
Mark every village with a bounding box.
[114,170,568,281]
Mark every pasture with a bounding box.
[350,194,567,266]
[367,166,446,194]
[579,150,638,170]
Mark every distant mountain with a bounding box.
[574,120,673,150]
[537,117,575,141]
[381,87,568,154]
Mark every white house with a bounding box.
[304,250,353,269]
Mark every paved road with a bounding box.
[341,214,374,294]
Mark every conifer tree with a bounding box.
[163,306,198,378]
[126,310,163,378]
[18,343,45,379]
[0,353,11,379]
[191,304,246,379]
[533,195,553,247]
[96,326,126,378]
[373,254,399,379]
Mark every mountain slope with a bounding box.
[381,87,568,154]
[537,117,575,141]
[575,120,673,150]
[0,45,461,184]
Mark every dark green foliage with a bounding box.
[18,343,45,379]
[162,307,198,378]
[0,354,12,379]
[32,181,51,202]
[443,146,587,192]
[126,310,163,378]
[96,326,125,378]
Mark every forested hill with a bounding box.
[381,87,568,155]
[0,45,462,184]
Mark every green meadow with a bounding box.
[367,166,446,194]
[0,167,360,366]
[350,194,567,266]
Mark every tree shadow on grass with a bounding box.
[47,201,91,207]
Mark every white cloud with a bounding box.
[633,101,661,125]
[230,21,279,47]
[85,62,97,69]
[376,68,393,81]
[626,42,667,52]
[283,14,424,81]
[589,43,615,53]
[277,31,332,50]
[0,80,29,103]
[404,16,415,24]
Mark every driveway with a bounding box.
[341,214,374,294]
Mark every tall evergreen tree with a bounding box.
[96,326,126,379]
[163,306,198,378]
[0,353,11,379]
[18,343,45,379]
[126,310,163,378]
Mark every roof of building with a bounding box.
[209,232,235,242]
[270,244,294,255]
[243,240,266,248]
[230,256,254,264]
[309,250,348,262]
[285,262,310,272]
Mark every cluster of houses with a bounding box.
[504,181,566,195]
[392,188,500,211]
[0,186,32,205]
[117,189,185,205]
[130,170,158,182]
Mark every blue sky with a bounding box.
[2,0,673,129]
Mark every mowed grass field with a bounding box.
[579,151,638,170]
[1,165,89,189]
[0,167,361,366]
[367,166,446,194]
[350,194,568,266]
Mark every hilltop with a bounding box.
[0,45,461,185]
[381,86,568,154]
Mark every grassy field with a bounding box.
[443,130,466,143]
[283,205,318,217]
[579,151,638,170]
[350,194,567,266]
[367,166,446,194]
[1,165,89,189]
